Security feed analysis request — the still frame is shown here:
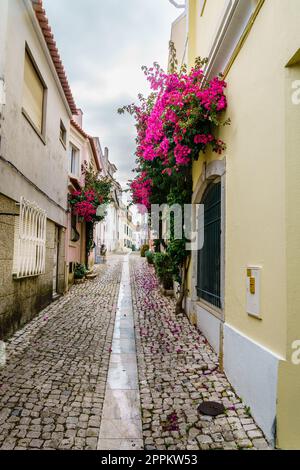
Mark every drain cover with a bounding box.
[198,401,225,417]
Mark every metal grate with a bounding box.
[197,182,221,308]
[13,197,47,278]
[198,401,225,417]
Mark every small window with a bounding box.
[13,197,47,278]
[69,144,80,177]
[60,120,66,146]
[23,48,46,135]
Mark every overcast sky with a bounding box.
[43,0,181,188]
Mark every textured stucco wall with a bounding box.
[0,0,70,227]
[0,194,65,340]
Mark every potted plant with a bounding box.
[140,244,149,258]
[74,263,87,283]
[145,250,154,265]
[153,252,174,295]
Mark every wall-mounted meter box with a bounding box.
[246,266,261,319]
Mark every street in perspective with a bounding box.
[0,0,300,457]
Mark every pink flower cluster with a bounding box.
[174,144,191,166]
[73,200,96,222]
[130,172,152,210]
[196,77,227,111]
[194,134,214,145]
[130,64,228,208]
[70,189,104,222]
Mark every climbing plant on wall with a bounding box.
[119,42,229,312]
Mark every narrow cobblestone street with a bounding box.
[0,254,270,450]
[0,257,122,450]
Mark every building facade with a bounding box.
[117,205,135,253]
[171,0,300,449]
[66,112,101,286]
[0,0,77,339]
[94,142,122,255]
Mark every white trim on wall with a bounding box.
[191,159,226,317]
[223,323,283,444]
[204,0,260,80]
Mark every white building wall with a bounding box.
[0,0,70,227]
[223,323,281,445]
[95,203,119,254]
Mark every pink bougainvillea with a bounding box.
[69,189,105,223]
[130,173,152,210]
[121,57,228,209]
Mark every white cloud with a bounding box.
[43,0,181,186]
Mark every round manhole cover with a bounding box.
[198,401,225,417]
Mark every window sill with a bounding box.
[196,298,224,322]
[69,173,80,181]
[13,273,42,280]
[22,108,46,145]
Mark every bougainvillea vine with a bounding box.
[119,42,229,312]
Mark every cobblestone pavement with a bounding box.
[0,257,122,450]
[130,256,271,451]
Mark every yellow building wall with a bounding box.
[186,0,290,357]
[222,3,287,358]
[176,0,300,448]
[276,60,300,450]
[188,0,229,65]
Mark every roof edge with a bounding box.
[31,0,77,114]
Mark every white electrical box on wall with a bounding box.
[246,266,261,319]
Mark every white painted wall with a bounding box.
[223,323,281,444]
[0,0,70,226]
[195,303,221,354]
[0,0,8,79]
[95,203,119,253]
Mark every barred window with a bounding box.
[13,197,47,278]
[197,182,222,309]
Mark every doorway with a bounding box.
[53,225,59,296]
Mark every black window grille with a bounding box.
[197,182,222,308]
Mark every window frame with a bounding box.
[22,43,47,144]
[60,120,67,148]
[12,197,47,279]
[69,143,80,179]
[196,181,222,309]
